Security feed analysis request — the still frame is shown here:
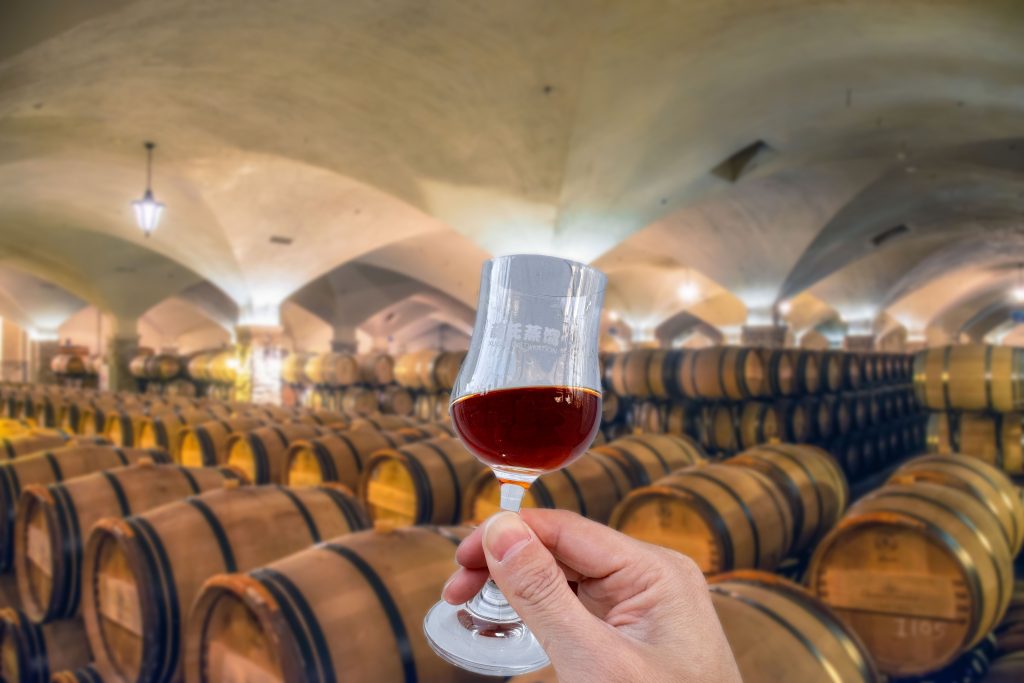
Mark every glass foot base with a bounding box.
[423,599,550,677]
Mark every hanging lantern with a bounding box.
[132,141,165,236]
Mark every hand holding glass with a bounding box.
[423,254,606,676]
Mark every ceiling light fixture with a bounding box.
[133,141,165,237]
[1013,264,1024,303]
[777,300,792,315]
[679,269,700,303]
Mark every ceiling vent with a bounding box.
[871,224,910,248]
[269,235,293,245]
[710,140,775,182]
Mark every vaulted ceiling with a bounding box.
[2,0,1023,349]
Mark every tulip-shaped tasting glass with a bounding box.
[423,254,606,676]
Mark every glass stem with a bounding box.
[464,481,530,625]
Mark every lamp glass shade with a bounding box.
[133,190,164,235]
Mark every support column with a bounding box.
[234,325,286,405]
[330,324,358,354]
[843,334,875,352]
[30,334,61,384]
[102,315,139,392]
[741,325,789,348]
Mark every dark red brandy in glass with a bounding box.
[450,385,601,473]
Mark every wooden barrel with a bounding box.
[888,454,1024,555]
[1,430,73,460]
[0,445,169,572]
[593,433,705,486]
[178,416,267,467]
[413,392,440,422]
[432,351,466,392]
[737,402,782,450]
[393,350,432,390]
[914,345,1024,413]
[0,611,91,683]
[608,349,658,398]
[358,438,485,525]
[664,402,694,437]
[610,463,794,573]
[808,482,1014,677]
[14,463,244,622]
[356,352,395,385]
[861,353,879,387]
[186,353,215,382]
[349,414,420,432]
[291,409,349,428]
[759,349,796,397]
[208,350,237,385]
[81,484,370,683]
[285,430,405,489]
[848,392,869,431]
[136,407,230,455]
[0,417,34,438]
[677,346,767,400]
[646,349,686,399]
[227,423,337,484]
[840,353,863,391]
[305,352,359,386]
[709,571,879,683]
[128,354,151,379]
[793,350,824,395]
[50,355,87,377]
[102,408,148,447]
[183,526,481,683]
[433,391,450,421]
[339,386,379,417]
[926,412,1024,476]
[280,352,311,385]
[828,436,865,479]
[726,444,848,554]
[377,385,414,416]
[699,404,738,454]
[818,351,844,393]
[463,450,635,524]
[50,664,104,682]
[601,390,621,425]
[631,401,666,433]
[132,355,181,381]
[776,400,812,443]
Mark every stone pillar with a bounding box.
[331,324,358,354]
[741,325,789,348]
[233,325,285,405]
[102,315,139,392]
[843,335,875,352]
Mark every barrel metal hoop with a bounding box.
[249,435,271,485]
[664,349,683,398]
[331,432,365,474]
[42,452,63,482]
[309,440,339,482]
[186,498,237,572]
[623,437,671,476]
[428,526,464,548]
[686,349,700,398]
[50,483,83,618]
[736,454,806,543]
[941,345,953,411]
[687,470,762,567]
[125,516,180,683]
[269,426,290,450]
[12,607,49,682]
[0,467,20,569]
[759,445,826,537]
[99,471,131,516]
[395,451,433,524]
[176,466,201,494]
[601,446,645,487]
[590,454,625,501]
[323,543,414,682]
[2,439,14,460]
[252,568,337,683]
[318,486,365,531]
[662,481,734,570]
[984,345,994,412]
[995,414,1005,470]
[196,428,218,467]
[418,441,463,524]
[529,478,555,509]
[560,467,588,518]
[643,349,658,397]
[276,486,321,543]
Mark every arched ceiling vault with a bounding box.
[3,0,1024,346]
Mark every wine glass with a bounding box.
[423,254,606,676]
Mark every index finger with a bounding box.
[456,509,640,579]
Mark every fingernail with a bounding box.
[484,512,531,562]
[441,572,459,601]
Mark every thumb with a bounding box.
[482,512,596,654]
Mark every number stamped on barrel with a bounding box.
[100,575,143,634]
[895,618,948,640]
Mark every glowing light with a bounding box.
[28,329,59,342]
[607,310,620,322]
[678,281,700,303]
[777,300,792,315]
[1012,286,1024,303]
[133,142,165,237]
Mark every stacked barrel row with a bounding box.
[602,346,922,481]
[915,344,1024,481]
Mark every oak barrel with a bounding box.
[608,349,658,398]
[81,484,370,683]
[926,412,1024,476]
[888,453,1024,555]
[2,430,73,460]
[0,445,169,572]
[759,349,796,396]
[356,352,395,386]
[14,463,244,621]
[285,430,405,489]
[227,423,335,484]
[340,386,379,417]
[182,526,479,683]
[377,385,414,416]
[808,482,1014,677]
[794,350,824,395]
[304,352,359,387]
[913,345,1024,413]
[463,450,635,524]
[592,433,705,486]
[0,611,91,683]
[709,571,879,683]
[676,346,767,400]
[726,444,848,553]
[136,407,231,456]
[349,414,420,432]
[610,462,794,573]
[359,438,485,525]
[177,416,267,467]
[50,664,104,682]
[280,352,311,385]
